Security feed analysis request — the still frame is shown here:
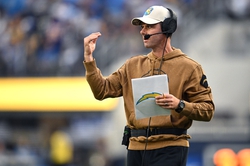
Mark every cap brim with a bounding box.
[131,17,162,26]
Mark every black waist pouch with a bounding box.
[121,126,131,148]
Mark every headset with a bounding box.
[161,8,177,38]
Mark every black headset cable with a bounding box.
[141,35,168,166]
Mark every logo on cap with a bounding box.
[144,7,153,16]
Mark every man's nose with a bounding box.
[140,28,146,35]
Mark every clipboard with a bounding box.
[131,75,171,119]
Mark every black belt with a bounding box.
[131,128,187,137]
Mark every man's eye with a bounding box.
[141,25,152,29]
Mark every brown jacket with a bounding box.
[83,48,214,150]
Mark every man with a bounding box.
[83,5,214,166]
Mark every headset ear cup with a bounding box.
[161,18,170,32]
[161,18,177,34]
[161,8,177,36]
[168,19,177,33]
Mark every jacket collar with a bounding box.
[147,47,185,61]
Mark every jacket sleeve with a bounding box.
[83,60,124,100]
[180,65,215,121]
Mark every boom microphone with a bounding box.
[144,32,167,40]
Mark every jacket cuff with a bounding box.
[179,101,192,117]
[83,59,97,72]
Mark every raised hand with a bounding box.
[83,32,101,62]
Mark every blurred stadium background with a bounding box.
[0,0,250,165]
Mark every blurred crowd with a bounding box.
[3,0,250,77]
[0,0,130,76]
